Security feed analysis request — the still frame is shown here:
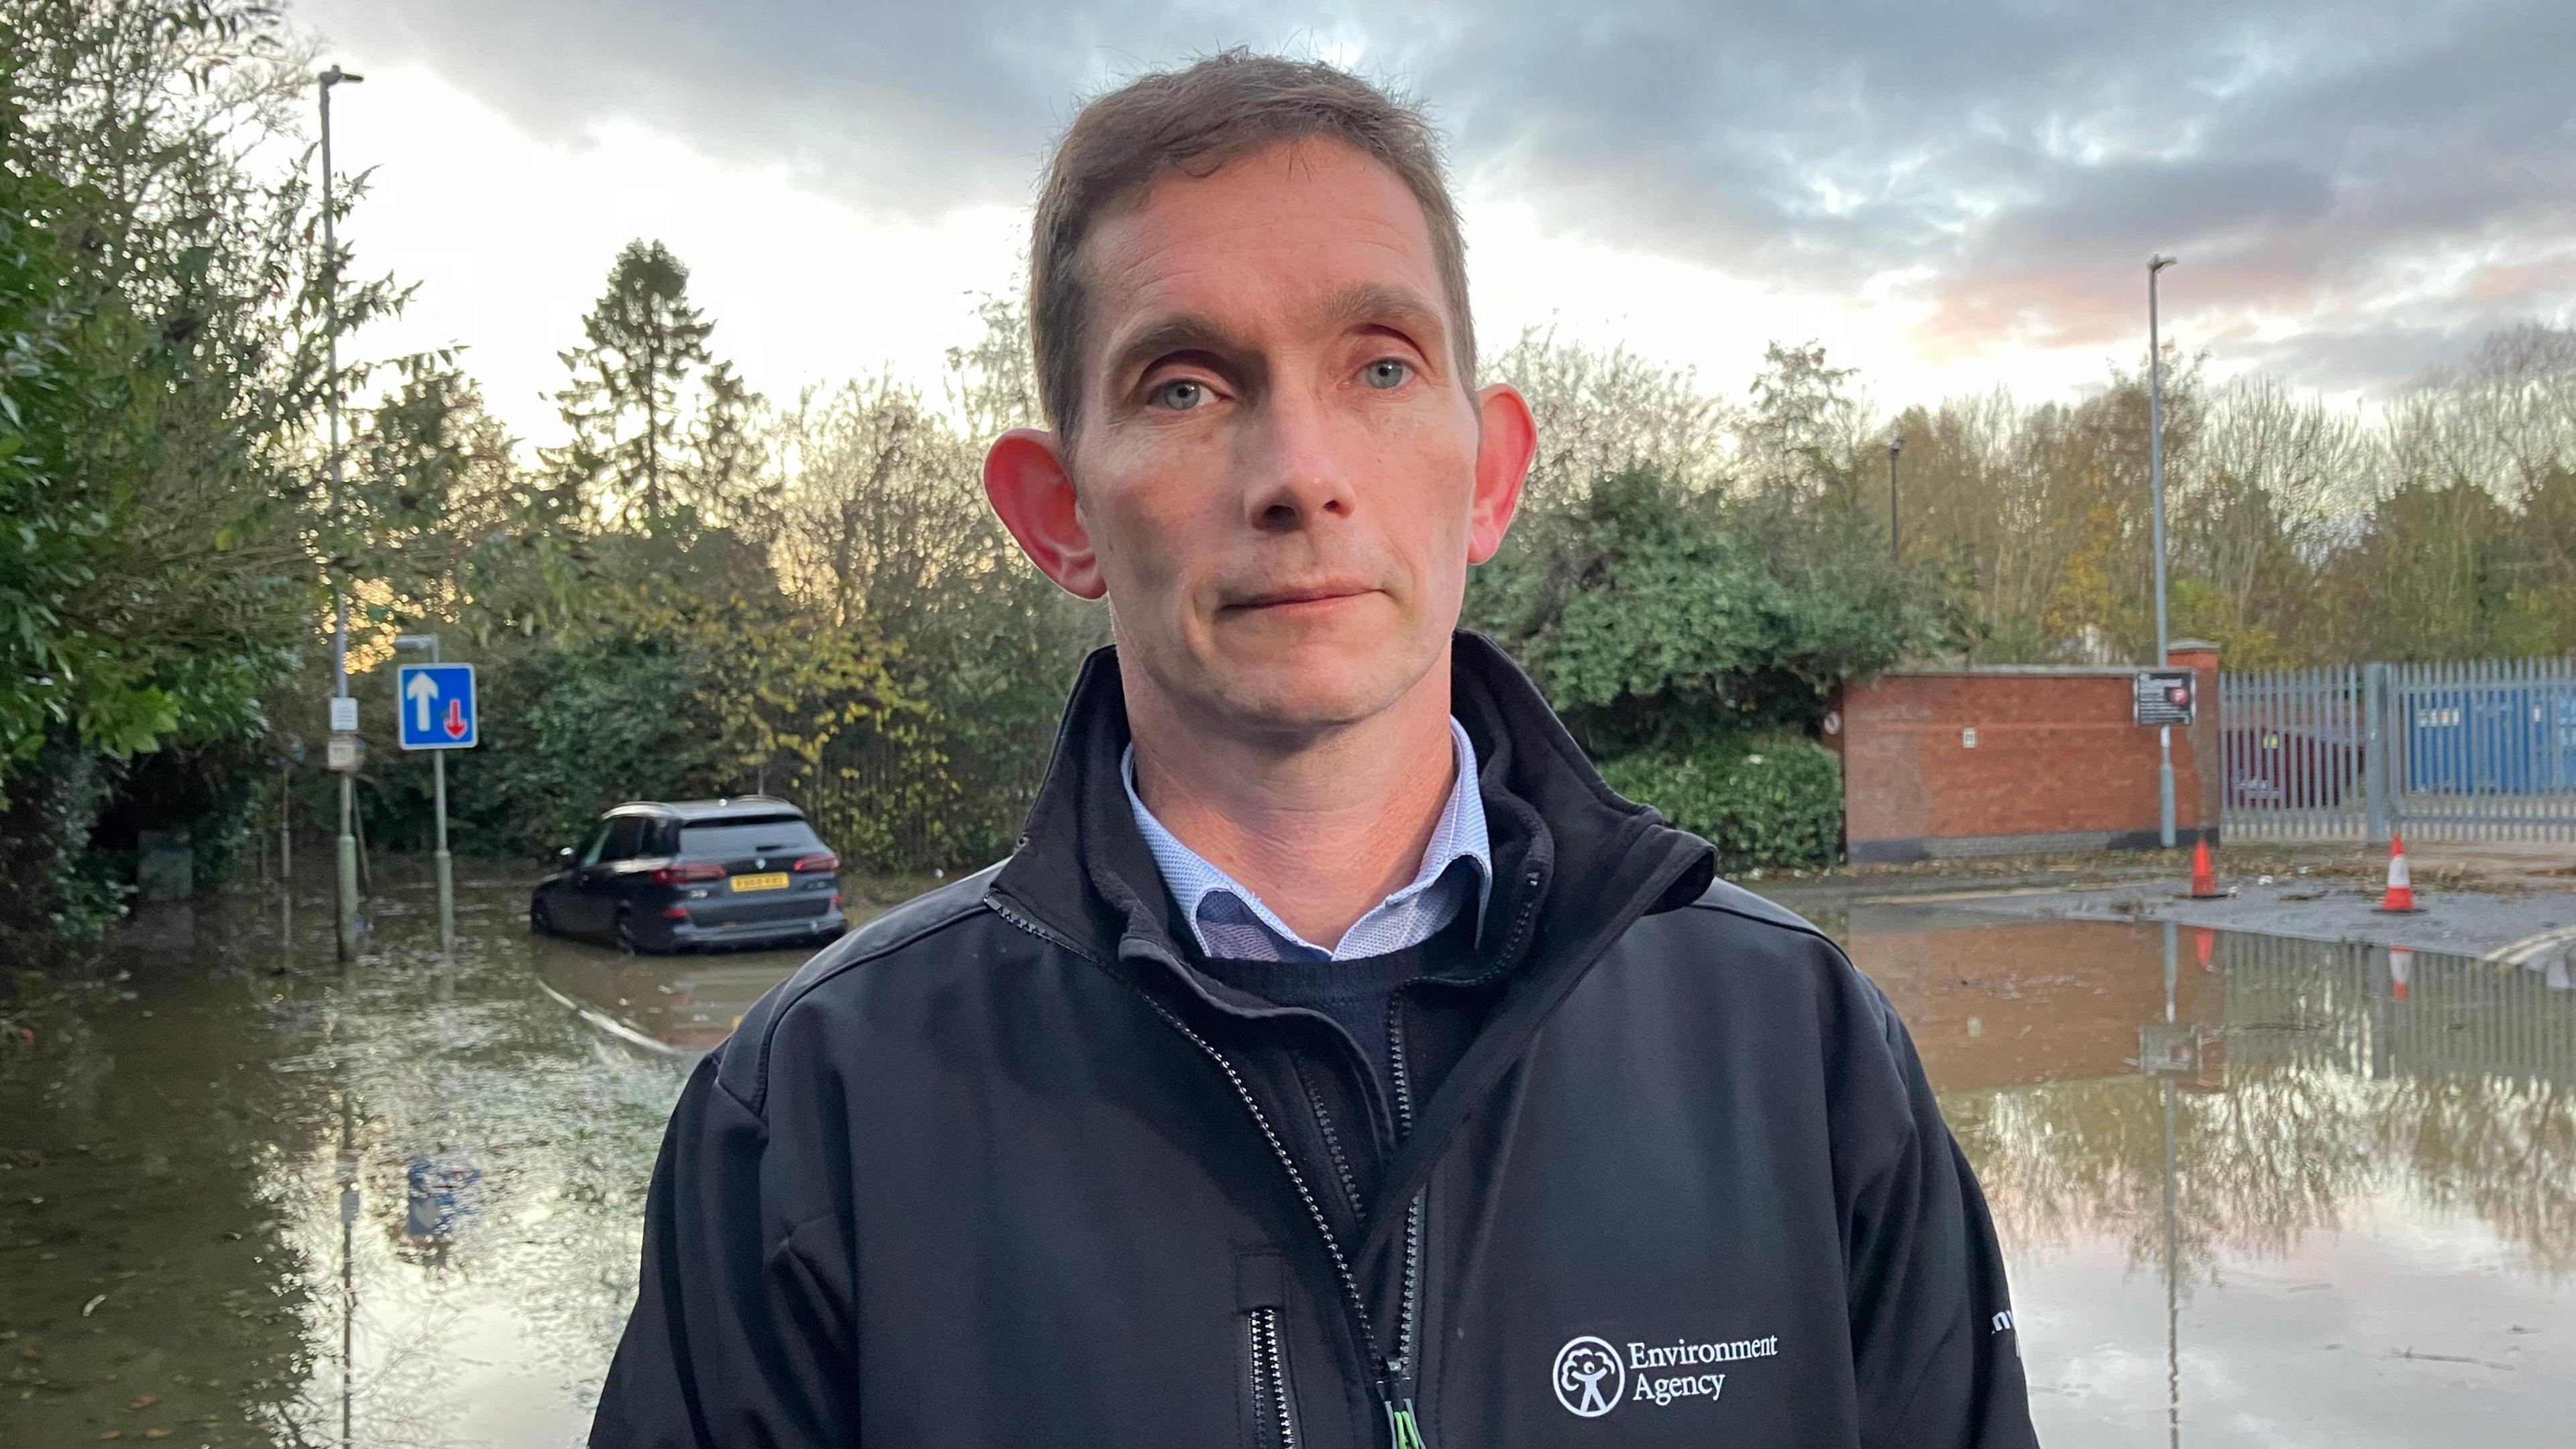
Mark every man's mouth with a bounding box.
[1228,582,1377,612]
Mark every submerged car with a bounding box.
[530,798,847,953]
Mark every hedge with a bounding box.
[1599,732,1843,873]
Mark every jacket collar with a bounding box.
[988,631,1713,1003]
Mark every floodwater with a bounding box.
[3,871,2571,1446]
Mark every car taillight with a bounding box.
[651,863,725,885]
[661,905,690,919]
[793,852,839,873]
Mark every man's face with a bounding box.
[992,139,1530,741]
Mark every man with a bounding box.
[594,51,2037,1448]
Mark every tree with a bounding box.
[944,292,1042,440]
[1739,341,1870,507]
[2165,378,2369,665]
[552,239,725,525]
[767,301,1108,867]
[1484,325,1734,515]
[1,0,408,945]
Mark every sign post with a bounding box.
[395,645,477,953]
[2136,668,2196,855]
[2133,669,2196,727]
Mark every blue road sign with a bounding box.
[397,663,478,750]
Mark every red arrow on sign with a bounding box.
[445,698,467,739]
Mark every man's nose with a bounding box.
[1240,386,1355,533]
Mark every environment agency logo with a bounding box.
[1553,1336,1624,1417]
[1552,1328,1782,1416]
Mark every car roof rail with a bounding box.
[666,794,806,818]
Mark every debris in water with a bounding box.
[129,1392,160,1409]
[82,1293,106,1317]
[2396,1347,2516,1371]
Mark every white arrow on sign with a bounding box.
[407,669,439,734]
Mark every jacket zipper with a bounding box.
[987,897,1430,1448]
[1293,1057,1368,1224]
[1246,1305,1299,1449]
[1381,994,1428,1449]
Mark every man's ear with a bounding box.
[984,428,1106,600]
[1467,383,1536,565]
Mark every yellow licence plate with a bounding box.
[729,872,790,893]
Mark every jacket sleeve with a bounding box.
[1843,987,2039,1449]
[591,1051,859,1448]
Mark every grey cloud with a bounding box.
[292,0,2576,394]
[296,0,1298,215]
[2237,324,2541,396]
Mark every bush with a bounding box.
[1599,733,1843,873]
[0,741,129,954]
[441,634,731,859]
[1467,466,1951,754]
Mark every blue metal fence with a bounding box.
[2222,655,2576,843]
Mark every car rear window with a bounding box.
[678,817,825,859]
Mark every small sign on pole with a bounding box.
[2134,669,2196,727]
[396,664,478,750]
[329,696,358,733]
[326,734,362,772]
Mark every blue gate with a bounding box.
[2404,681,2576,795]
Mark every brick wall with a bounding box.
[1829,643,2220,863]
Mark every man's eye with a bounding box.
[1148,379,1208,411]
[1362,359,1411,390]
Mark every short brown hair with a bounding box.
[1028,50,1473,441]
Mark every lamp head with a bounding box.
[1890,435,1904,456]
[2149,254,2177,273]
[319,66,364,87]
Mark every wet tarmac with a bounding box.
[1932,873,2576,963]
[3,869,2571,1445]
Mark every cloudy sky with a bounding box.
[291,0,2575,447]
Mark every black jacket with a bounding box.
[593,636,2039,1448]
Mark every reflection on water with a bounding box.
[0,873,822,1445]
[1837,904,2576,1446]
[527,934,816,1055]
[3,878,2571,1444]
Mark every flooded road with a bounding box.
[4,870,2572,1445]
[1833,903,2576,1444]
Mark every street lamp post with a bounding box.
[2148,254,2178,849]
[321,64,364,960]
[1887,435,1904,564]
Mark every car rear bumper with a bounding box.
[660,906,847,951]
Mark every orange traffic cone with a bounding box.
[2376,833,2421,913]
[2389,945,2414,1001]
[2188,839,2224,899]
[2193,925,2218,971]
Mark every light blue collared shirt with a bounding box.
[1122,717,1493,962]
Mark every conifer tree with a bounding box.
[553,239,717,523]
